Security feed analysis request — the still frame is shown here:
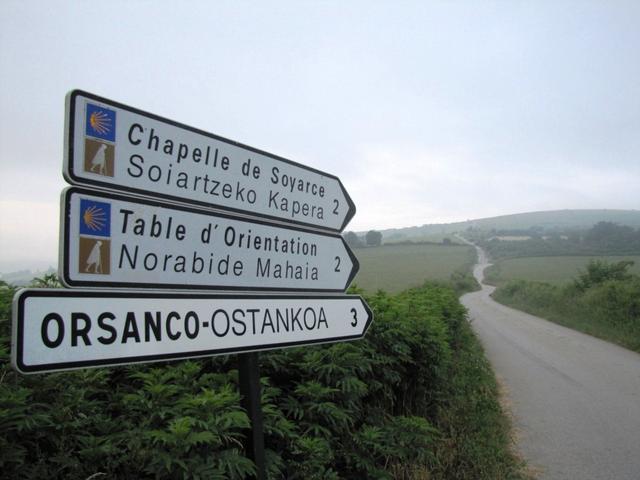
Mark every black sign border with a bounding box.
[61,187,359,293]
[64,89,356,233]
[12,289,373,374]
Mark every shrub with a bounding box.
[580,278,640,329]
[1,282,523,479]
[493,262,640,353]
[574,259,634,292]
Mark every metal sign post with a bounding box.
[238,352,267,480]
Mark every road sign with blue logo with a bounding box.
[20,90,372,388]
[64,90,356,233]
[60,187,359,292]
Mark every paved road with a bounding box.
[460,245,640,480]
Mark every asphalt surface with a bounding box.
[460,245,640,480]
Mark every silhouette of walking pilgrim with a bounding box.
[85,240,103,273]
[90,143,108,175]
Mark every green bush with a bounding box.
[574,260,634,291]
[581,278,640,329]
[449,270,481,295]
[1,281,524,479]
[493,261,640,352]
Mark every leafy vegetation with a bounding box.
[1,278,524,479]
[365,230,383,247]
[492,260,640,353]
[354,243,477,294]
[342,230,383,248]
[343,231,364,249]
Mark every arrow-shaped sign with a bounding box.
[12,289,373,374]
[60,188,358,292]
[64,90,355,232]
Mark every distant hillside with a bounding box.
[377,210,640,242]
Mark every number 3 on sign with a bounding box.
[350,308,357,327]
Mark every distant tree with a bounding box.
[585,222,637,248]
[344,231,363,248]
[528,226,543,239]
[586,222,617,241]
[568,231,581,244]
[365,230,382,247]
[30,273,61,288]
[442,237,452,245]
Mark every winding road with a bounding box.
[460,244,640,480]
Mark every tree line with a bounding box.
[343,230,382,248]
[480,221,640,259]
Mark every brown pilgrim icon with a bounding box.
[84,138,115,177]
[79,237,111,275]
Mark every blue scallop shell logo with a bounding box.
[79,199,111,237]
[85,103,116,142]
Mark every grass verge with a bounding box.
[492,279,640,353]
[432,310,530,479]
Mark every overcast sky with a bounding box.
[1,1,639,271]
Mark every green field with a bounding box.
[485,255,640,286]
[353,244,476,293]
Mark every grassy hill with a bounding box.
[376,209,640,242]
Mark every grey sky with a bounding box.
[1,1,639,270]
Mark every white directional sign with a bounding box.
[60,188,358,292]
[12,289,373,373]
[64,90,355,232]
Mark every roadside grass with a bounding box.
[352,246,526,477]
[433,314,531,480]
[354,244,477,294]
[492,278,640,353]
[485,255,640,286]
